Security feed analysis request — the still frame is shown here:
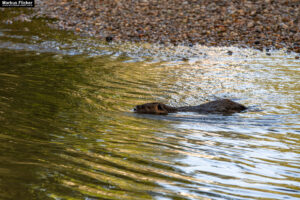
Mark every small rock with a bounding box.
[247,21,254,28]
[105,36,113,43]
[280,23,289,29]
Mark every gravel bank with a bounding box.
[22,0,300,52]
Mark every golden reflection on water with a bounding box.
[0,39,299,200]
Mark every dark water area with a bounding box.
[0,10,300,200]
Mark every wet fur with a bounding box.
[134,99,247,115]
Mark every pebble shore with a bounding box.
[11,0,300,52]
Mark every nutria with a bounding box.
[134,99,247,115]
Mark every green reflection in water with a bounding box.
[0,50,86,199]
[0,49,184,200]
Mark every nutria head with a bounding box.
[134,102,172,115]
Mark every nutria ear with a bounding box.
[156,103,168,115]
[157,104,163,111]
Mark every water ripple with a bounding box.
[0,24,299,199]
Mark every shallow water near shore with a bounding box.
[0,17,300,200]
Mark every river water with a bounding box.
[0,12,299,200]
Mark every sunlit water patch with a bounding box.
[0,17,299,200]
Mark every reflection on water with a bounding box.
[0,15,300,200]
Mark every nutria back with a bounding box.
[185,99,247,114]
